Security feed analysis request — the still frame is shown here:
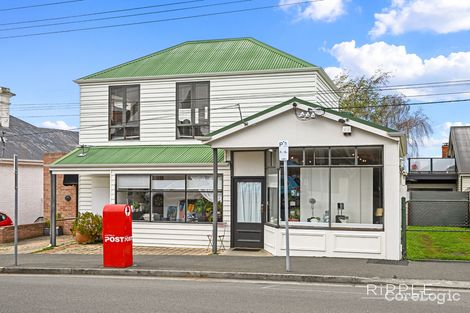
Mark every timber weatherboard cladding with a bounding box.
[79,71,335,146]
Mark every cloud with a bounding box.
[41,120,75,130]
[370,0,470,37]
[280,0,349,22]
[325,40,470,99]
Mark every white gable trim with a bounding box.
[205,100,400,145]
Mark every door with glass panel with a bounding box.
[233,178,265,249]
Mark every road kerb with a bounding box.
[1,266,469,290]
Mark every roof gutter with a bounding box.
[388,131,407,157]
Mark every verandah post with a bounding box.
[212,148,218,254]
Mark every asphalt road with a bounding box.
[0,274,469,313]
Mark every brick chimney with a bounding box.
[0,87,15,128]
[442,143,449,158]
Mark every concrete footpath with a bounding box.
[1,254,469,289]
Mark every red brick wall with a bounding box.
[0,222,45,243]
[43,153,77,235]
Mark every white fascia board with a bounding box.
[51,163,230,174]
[74,68,320,85]
[206,102,399,145]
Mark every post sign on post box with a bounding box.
[102,204,133,268]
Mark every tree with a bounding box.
[334,71,432,155]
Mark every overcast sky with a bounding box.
[2,0,470,156]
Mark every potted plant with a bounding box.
[43,213,64,236]
[194,197,222,222]
[70,212,102,244]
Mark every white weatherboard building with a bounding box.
[51,38,406,259]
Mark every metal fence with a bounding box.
[402,192,470,260]
[408,191,469,227]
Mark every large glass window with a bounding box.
[116,174,222,223]
[117,191,150,221]
[331,167,383,227]
[186,175,222,223]
[109,85,140,140]
[176,82,210,138]
[277,146,383,229]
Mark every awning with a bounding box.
[52,145,224,168]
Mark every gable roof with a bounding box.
[1,116,78,160]
[78,38,317,81]
[207,97,398,139]
[52,145,223,167]
[449,126,470,173]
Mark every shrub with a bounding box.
[71,212,102,244]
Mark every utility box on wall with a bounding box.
[102,204,133,268]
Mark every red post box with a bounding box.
[102,204,133,268]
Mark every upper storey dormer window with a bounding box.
[176,82,210,139]
[109,85,140,140]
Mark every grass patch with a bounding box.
[31,245,55,254]
[407,226,470,261]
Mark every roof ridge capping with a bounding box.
[77,37,317,81]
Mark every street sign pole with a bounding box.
[279,140,290,272]
[13,154,18,266]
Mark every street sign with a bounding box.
[279,140,289,161]
[279,140,291,272]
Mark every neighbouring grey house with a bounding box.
[448,126,470,192]
[406,126,470,192]
[0,87,78,224]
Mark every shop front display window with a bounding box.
[275,146,383,229]
[116,174,222,223]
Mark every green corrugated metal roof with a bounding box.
[208,97,398,137]
[79,38,316,80]
[53,145,224,166]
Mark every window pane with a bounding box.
[300,168,329,226]
[331,167,382,226]
[187,192,222,223]
[125,126,139,139]
[151,175,185,190]
[193,125,209,136]
[151,192,185,222]
[117,191,150,221]
[357,147,382,165]
[176,82,210,138]
[194,83,209,126]
[126,86,140,123]
[109,126,125,140]
[266,149,278,168]
[280,167,300,221]
[110,87,124,126]
[187,175,222,191]
[109,85,140,140]
[288,148,303,166]
[177,84,192,125]
[331,147,355,165]
[117,175,149,190]
[177,125,192,138]
[305,148,329,166]
[266,168,279,224]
